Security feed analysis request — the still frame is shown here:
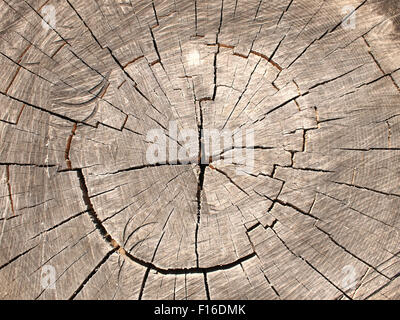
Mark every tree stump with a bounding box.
[0,0,399,300]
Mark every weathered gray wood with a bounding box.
[0,0,399,300]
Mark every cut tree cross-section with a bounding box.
[0,0,400,300]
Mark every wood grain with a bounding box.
[0,0,399,300]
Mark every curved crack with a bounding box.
[75,168,257,277]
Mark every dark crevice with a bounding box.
[66,0,102,47]
[364,36,400,93]
[76,169,119,249]
[97,162,191,176]
[262,272,281,298]
[222,59,261,129]
[275,198,320,221]
[270,226,353,300]
[210,166,249,196]
[270,164,278,178]
[152,2,159,28]
[315,225,391,280]
[149,27,165,70]
[125,249,256,276]
[287,39,317,69]
[194,0,198,35]
[29,210,88,241]
[331,180,400,198]
[254,0,263,19]
[212,46,220,101]
[138,270,150,300]
[5,165,15,216]
[195,101,207,268]
[0,214,21,222]
[336,148,400,152]
[246,222,261,233]
[106,48,164,116]
[68,49,106,79]
[355,66,400,90]
[0,92,89,126]
[211,0,224,101]
[309,65,364,90]
[203,272,211,300]
[257,92,309,122]
[65,123,77,169]
[277,0,293,25]
[290,167,334,174]
[124,222,157,249]
[35,251,88,300]
[330,0,368,34]
[138,232,165,300]
[68,248,117,300]
[0,163,56,168]
[0,245,39,272]
[25,1,70,46]
[364,270,400,300]
[302,130,307,152]
[285,26,330,69]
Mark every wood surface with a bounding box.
[0,0,400,300]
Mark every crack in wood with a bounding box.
[1,0,400,300]
[65,123,77,170]
[69,248,117,300]
[270,225,352,299]
[5,165,15,216]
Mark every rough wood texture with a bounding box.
[0,0,400,300]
